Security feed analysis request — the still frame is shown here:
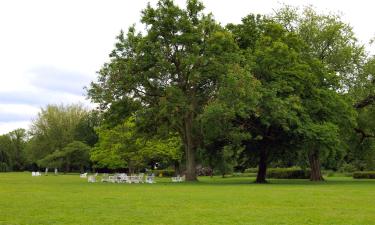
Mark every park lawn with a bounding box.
[0,173,374,225]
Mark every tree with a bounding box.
[88,0,240,180]
[38,141,91,172]
[8,128,27,170]
[27,104,89,166]
[0,129,28,171]
[200,65,260,177]
[271,6,363,181]
[74,111,100,147]
[91,117,181,172]
[0,135,12,172]
[228,16,312,183]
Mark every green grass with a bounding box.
[1,173,375,225]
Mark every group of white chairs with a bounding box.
[31,171,42,176]
[80,172,98,183]
[171,175,185,182]
[100,173,155,184]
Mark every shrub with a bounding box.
[353,171,375,179]
[244,168,258,173]
[266,167,311,179]
[244,167,310,179]
[232,172,257,177]
[151,169,175,177]
[339,163,357,173]
[0,163,8,172]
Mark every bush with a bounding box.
[339,163,357,173]
[232,172,257,177]
[266,168,311,179]
[353,171,375,179]
[244,168,258,173]
[151,169,175,177]
[244,167,310,179]
[0,163,8,172]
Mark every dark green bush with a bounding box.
[0,163,8,172]
[232,172,257,177]
[151,169,175,177]
[339,163,357,173]
[267,168,310,179]
[243,167,310,179]
[244,168,258,173]
[353,171,375,179]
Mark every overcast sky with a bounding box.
[0,0,374,134]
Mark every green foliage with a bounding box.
[244,167,311,179]
[38,141,91,171]
[87,0,243,180]
[244,168,258,173]
[266,167,311,179]
[353,171,375,179]
[27,104,90,164]
[339,163,357,173]
[0,129,27,171]
[74,111,100,146]
[91,117,181,171]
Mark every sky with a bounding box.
[0,0,374,135]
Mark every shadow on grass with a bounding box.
[167,176,375,186]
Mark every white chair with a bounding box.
[128,175,140,183]
[88,175,96,183]
[138,173,145,183]
[172,175,184,182]
[108,175,116,183]
[145,174,155,184]
[101,173,109,182]
[80,173,88,178]
[119,173,128,183]
[31,171,36,176]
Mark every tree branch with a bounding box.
[354,128,375,143]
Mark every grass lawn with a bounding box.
[0,173,375,225]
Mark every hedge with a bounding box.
[267,168,310,179]
[353,171,375,179]
[244,167,311,179]
[244,168,258,173]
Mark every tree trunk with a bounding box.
[184,114,197,181]
[255,148,268,183]
[308,149,324,181]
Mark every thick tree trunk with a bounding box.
[184,114,197,181]
[308,149,324,181]
[255,149,268,183]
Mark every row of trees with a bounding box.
[0,104,182,173]
[87,0,374,182]
[1,0,373,183]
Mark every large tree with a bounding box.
[27,104,89,165]
[228,16,312,183]
[273,6,364,181]
[88,0,241,180]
